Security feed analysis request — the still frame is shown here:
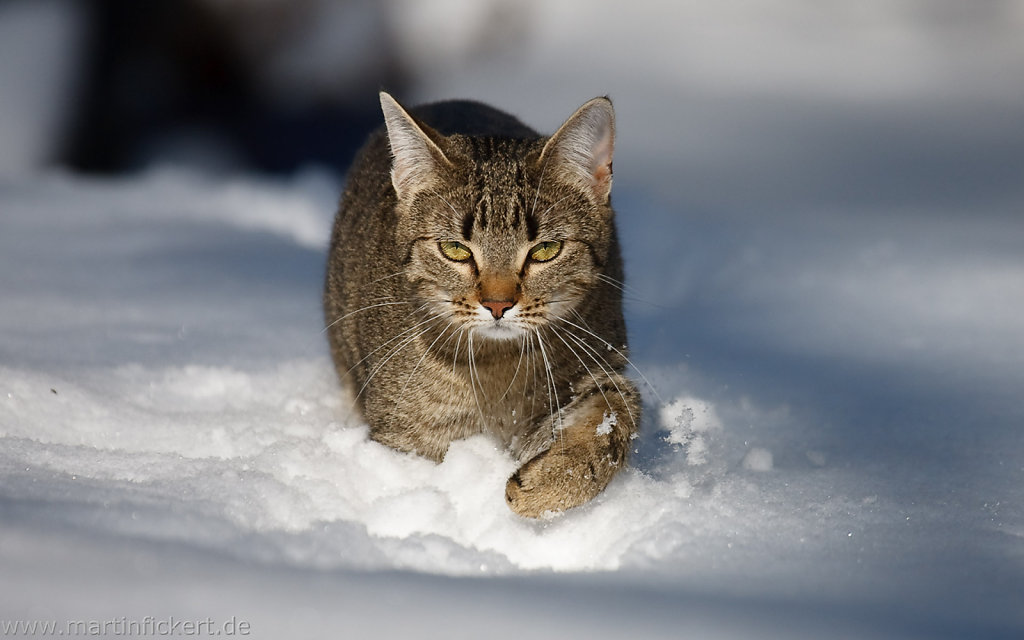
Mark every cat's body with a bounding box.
[324,93,639,517]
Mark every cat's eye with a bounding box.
[439,241,473,262]
[528,241,563,262]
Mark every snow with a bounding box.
[3,2,1024,638]
[660,395,721,466]
[741,448,774,473]
[3,165,1022,638]
[596,411,617,436]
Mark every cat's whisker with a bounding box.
[530,330,554,438]
[437,320,466,354]
[358,270,407,291]
[327,272,408,312]
[497,333,529,402]
[466,329,488,429]
[547,326,616,423]
[399,300,437,321]
[343,310,447,379]
[569,313,663,407]
[446,327,465,412]
[436,194,462,220]
[358,313,445,379]
[533,328,564,449]
[535,193,575,219]
[330,299,431,349]
[342,306,439,376]
[559,313,662,403]
[526,331,539,423]
[451,327,462,371]
[554,326,638,431]
[322,300,412,333]
[595,274,630,295]
[529,154,550,222]
[399,321,455,399]
[595,274,671,310]
[350,319,442,407]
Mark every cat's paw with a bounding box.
[504,446,609,518]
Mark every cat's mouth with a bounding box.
[466,303,526,340]
[438,293,550,340]
[473,320,526,341]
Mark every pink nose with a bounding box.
[481,299,515,319]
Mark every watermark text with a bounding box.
[1,616,251,637]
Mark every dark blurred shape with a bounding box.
[62,0,408,174]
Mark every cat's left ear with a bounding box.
[540,97,615,204]
[379,92,450,201]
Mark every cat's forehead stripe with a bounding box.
[454,134,557,242]
[460,181,532,238]
[477,193,490,230]
[525,209,538,242]
[474,192,531,237]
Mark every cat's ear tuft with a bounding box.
[540,97,615,204]
[379,92,449,201]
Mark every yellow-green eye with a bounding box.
[439,241,472,262]
[528,240,563,262]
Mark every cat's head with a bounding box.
[381,92,616,341]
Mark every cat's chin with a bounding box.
[472,323,527,342]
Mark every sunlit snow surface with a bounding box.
[2,169,1023,638]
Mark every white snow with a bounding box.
[660,395,722,467]
[3,2,1024,638]
[596,411,617,436]
[3,165,1022,638]
[741,448,774,473]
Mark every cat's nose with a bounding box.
[481,299,515,319]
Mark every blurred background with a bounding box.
[6,0,1024,397]
[3,3,1024,631]
[4,0,1023,223]
[4,0,1024,413]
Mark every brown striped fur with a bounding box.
[324,93,640,517]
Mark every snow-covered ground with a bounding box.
[3,1,1024,638]
[2,166,1022,638]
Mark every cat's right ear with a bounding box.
[540,97,615,205]
[379,92,450,201]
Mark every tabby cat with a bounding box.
[324,92,640,517]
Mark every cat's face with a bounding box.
[404,177,603,341]
[380,94,616,342]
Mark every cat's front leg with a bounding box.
[364,388,480,463]
[505,378,639,517]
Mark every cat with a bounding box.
[324,92,640,517]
